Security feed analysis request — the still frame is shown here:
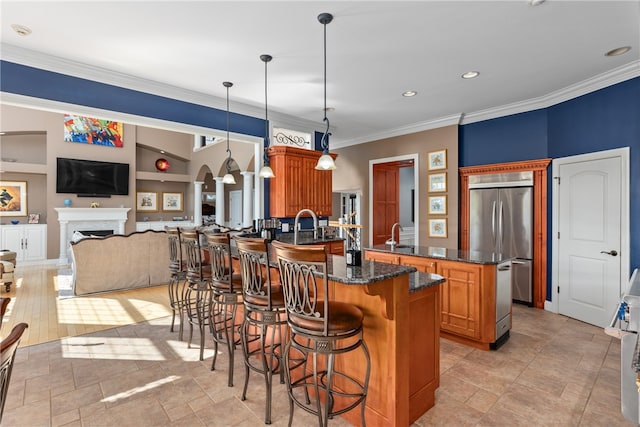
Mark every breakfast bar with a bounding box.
[316,255,445,426]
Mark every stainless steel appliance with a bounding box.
[604,269,640,424]
[494,260,512,347]
[469,172,533,305]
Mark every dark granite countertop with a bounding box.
[366,244,512,265]
[275,232,345,246]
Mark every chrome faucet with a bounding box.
[385,222,403,247]
[294,209,319,244]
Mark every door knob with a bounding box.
[600,250,618,257]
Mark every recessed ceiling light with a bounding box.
[160,150,165,154]
[11,24,32,36]
[605,46,631,57]
[529,0,546,6]
[462,71,480,79]
[402,91,417,97]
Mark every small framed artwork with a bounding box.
[136,191,158,212]
[162,192,183,212]
[427,149,447,171]
[428,172,447,193]
[428,195,447,215]
[28,213,40,224]
[0,181,27,216]
[428,219,448,238]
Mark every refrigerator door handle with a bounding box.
[498,201,504,253]
[491,201,497,247]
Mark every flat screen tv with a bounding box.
[56,157,129,197]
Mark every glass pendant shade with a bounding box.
[259,165,275,178]
[222,172,236,184]
[315,151,336,170]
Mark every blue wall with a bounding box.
[460,77,640,299]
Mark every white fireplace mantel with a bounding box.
[55,207,131,265]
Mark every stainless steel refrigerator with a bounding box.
[469,172,533,305]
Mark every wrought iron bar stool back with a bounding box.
[204,232,244,387]
[181,229,213,361]
[166,226,188,340]
[271,240,371,427]
[0,322,28,424]
[234,236,287,424]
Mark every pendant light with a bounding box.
[222,81,236,184]
[258,54,275,178]
[315,12,336,171]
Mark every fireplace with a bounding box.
[54,207,130,265]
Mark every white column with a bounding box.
[215,177,225,226]
[193,134,201,151]
[193,181,204,226]
[59,220,69,265]
[240,171,254,228]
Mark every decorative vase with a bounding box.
[63,198,72,207]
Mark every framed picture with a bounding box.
[162,192,183,212]
[428,172,447,192]
[63,114,124,147]
[427,149,447,170]
[28,213,40,224]
[428,195,447,215]
[136,191,158,212]
[0,181,27,216]
[428,219,448,238]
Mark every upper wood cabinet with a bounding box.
[268,146,336,217]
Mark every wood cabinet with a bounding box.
[324,239,344,255]
[268,146,336,217]
[0,224,47,263]
[364,250,500,350]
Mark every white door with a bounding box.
[228,190,243,229]
[555,151,625,327]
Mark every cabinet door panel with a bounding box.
[24,226,46,261]
[1,227,24,261]
[437,261,481,339]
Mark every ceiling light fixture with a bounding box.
[528,0,546,6]
[11,24,32,36]
[461,71,480,79]
[222,81,236,185]
[315,12,336,171]
[258,54,275,179]
[605,46,631,57]
[402,91,418,97]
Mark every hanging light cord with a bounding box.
[225,83,232,173]
[263,56,270,164]
[321,16,331,152]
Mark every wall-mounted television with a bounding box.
[56,157,129,197]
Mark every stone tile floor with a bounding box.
[2,305,635,426]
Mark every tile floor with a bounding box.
[2,305,635,426]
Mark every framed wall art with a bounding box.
[63,114,124,147]
[162,192,183,212]
[428,195,447,215]
[0,181,27,216]
[428,172,447,192]
[427,149,447,171]
[136,191,158,212]
[28,213,41,224]
[428,218,448,238]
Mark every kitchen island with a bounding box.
[365,245,512,350]
[316,255,445,426]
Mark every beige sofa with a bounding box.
[71,230,170,296]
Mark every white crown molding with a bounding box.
[333,113,463,149]
[461,60,640,125]
[0,43,321,132]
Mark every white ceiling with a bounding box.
[1,1,639,147]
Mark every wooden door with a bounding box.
[372,163,399,245]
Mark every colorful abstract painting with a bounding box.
[64,115,124,147]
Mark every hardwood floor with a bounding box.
[0,264,171,347]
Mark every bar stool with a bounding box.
[166,226,188,340]
[203,232,243,387]
[271,240,370,427]
[181,229,214,361]
[234,236,287,424]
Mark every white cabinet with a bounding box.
[1,224,47,263]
